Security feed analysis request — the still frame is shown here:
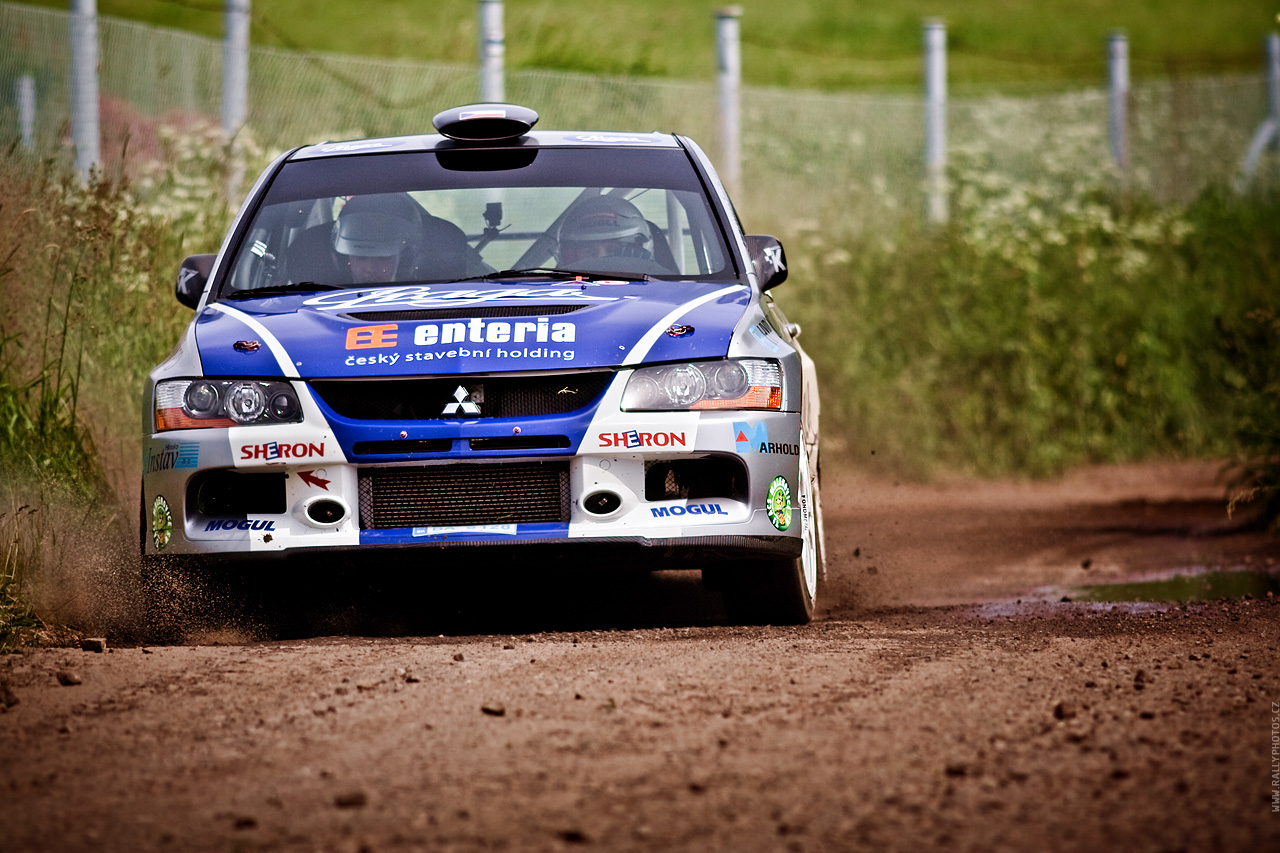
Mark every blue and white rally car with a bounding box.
[142,104,824,624]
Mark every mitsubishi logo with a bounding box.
[442,385,481,415]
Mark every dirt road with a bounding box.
[2,462,1279,852]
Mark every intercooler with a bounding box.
[357,461,571,529]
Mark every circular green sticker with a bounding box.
[151,495,173,551]
[766,476,792,531]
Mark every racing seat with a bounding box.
[414,215,472,281]
[283,223,351,285]
[645,220,680,273]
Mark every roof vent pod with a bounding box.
[432,104,539,142]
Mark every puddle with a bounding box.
[967,566,1279,619]
[1067,568,1280,603]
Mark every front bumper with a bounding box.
[142,388,805,560]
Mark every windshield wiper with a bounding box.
[225,282,346,299]
[463,268,654,282]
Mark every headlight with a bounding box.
[155,379,303,431]
[620,359,782,411]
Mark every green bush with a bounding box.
[1218,305,1280,528]
[783,173,1280,478]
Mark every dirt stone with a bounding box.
[0,461,1277,852]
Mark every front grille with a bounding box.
[311,371,613,420]
[348,305,586,322]
[357,462,570,529]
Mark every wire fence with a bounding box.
[1,2,1274,232]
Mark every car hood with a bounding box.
[194,281,752,378]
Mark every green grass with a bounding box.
[12,0,1276,91]
[1217,304,1280,528]
[0,143,229,646]
[0,507,41,652]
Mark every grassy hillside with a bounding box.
[13,0,1277,91]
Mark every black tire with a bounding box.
[718,557,817,625]
[717,444,825,625]
[139,486,179,641]
[140,487,244,641]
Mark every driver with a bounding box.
[332,193,421,284]
[557,196,653,266]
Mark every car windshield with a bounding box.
[220,146,735,297]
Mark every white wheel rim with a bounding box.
[798,444,819,600]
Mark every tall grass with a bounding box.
[0,127,247,645]
[1218,305,1280,528]
[779,165,1280,480]
[0,506,39,651]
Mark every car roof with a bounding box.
[290,130,681,161]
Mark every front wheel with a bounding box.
[718,444,825,625]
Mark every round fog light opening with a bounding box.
[582,491,622,516]
[306,498,347,526]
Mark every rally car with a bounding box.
[142,103,824,624]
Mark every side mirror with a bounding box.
[175,254,216,309]
[744,235,788,291]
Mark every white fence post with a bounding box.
[222,0,250,136]
[1268,32,1280,152]
[923,19,947,224]
[1240,32,1280,185]
[222,0,250,197]
[16,75,36,151]
[70,0,100,180]
[715,6,742,195]
[479,0,505,103]
[1108,31,1129,173]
